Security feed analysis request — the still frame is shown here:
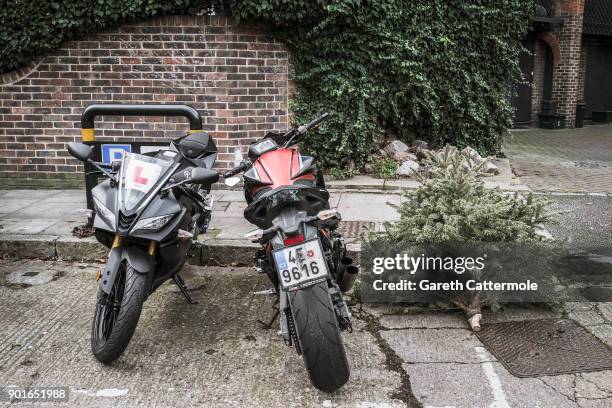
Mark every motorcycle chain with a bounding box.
[285,308,302,355]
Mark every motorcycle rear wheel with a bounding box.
[91,261,149,363]
[288,281,350,392]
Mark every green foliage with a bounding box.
[230,1,534,169]
[383,146,552,244]
[0,1,212,74]
[372,157,397,179]
[327,167,356,181]
[1,1,534,170]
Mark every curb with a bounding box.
[0,235,362,266]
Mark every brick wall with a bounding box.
[551,0,585,127]
[0,15,290,187]
[531,39,547,125]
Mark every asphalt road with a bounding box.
[544,194,612,252]
[1,256,611,407]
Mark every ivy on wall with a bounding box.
[0,0,534,170]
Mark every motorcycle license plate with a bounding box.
[273,239,329,290]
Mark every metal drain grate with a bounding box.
[475,319,612,377]
[336,221,376,238]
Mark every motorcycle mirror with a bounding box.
[224,176,241,187]
[190,168,219,185]
[67,142,93,162]
[232,147,244,167]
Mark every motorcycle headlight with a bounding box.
[132,214,175,233]
[93,196,115,227]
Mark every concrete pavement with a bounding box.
[1,259,611,407]
[0,159,526,264]
[0,188,403,263]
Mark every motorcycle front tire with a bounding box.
[91,261,150,363]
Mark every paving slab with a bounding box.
[382,328,493,364]
[0,198,36,214]
[207,216,255,240]
[337,193,400,222]
[380,312,469,329]
[40,219,86,235]
[402,357,605,407]
[0,218,60,234]
[0,189,63,200]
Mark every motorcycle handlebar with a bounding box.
[223,160,251,178]
[305,112,329,131]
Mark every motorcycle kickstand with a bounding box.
[173,273,198,305]
[257,299,279,329]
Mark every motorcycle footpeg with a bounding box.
[253,288,275,296]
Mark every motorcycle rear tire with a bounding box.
[91,261,149,363]
[288,281,350,392]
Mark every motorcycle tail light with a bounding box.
[284,234,304,246]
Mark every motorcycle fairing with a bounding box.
[99,246,155,294]
[92,175,184,238]
[118,152,174,214]
[244,149,317,193]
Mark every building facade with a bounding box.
[512,0,612,128]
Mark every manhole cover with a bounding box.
[475,319,612,377]
[337,221,376,238]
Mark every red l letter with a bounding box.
[133,166,148,185]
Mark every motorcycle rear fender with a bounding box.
[268,208,319,250]
[99,246,155,294]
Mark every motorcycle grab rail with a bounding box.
[80,103,203,142]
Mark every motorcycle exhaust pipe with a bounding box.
[339,257,359,292]
[337,256,352,281]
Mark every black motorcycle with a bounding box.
[223,113,358,392]
[68,104,219,363]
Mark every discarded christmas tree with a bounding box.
[382,146,553,330]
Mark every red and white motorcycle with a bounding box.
[224,113,358,392]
